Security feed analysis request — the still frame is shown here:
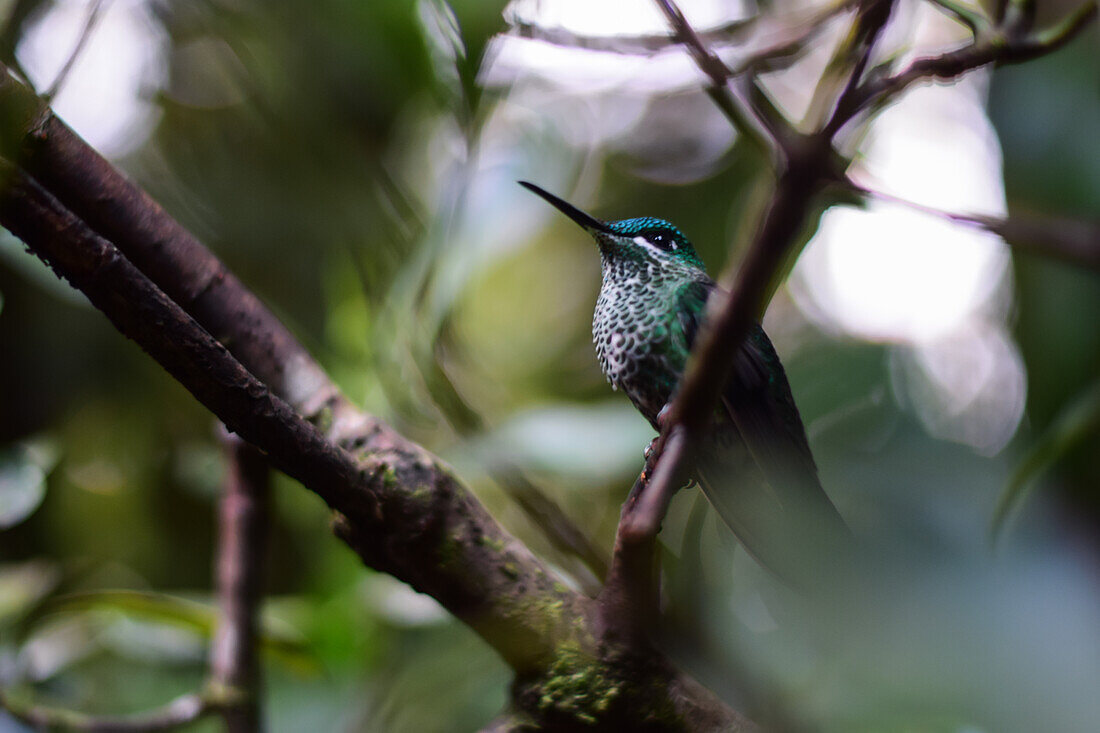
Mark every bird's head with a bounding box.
[520,181,705,271]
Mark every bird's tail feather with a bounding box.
[695,454,852,589]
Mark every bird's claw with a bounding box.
[655,404,671,430]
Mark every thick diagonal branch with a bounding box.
[0,166,582,675]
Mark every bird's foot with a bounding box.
[641,437,662,485]
[655,404,672,430]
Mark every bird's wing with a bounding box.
[675,279,850,584]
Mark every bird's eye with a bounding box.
[647,231,676,251]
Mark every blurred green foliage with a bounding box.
[0,0,1098,730]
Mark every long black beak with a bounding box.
[519,181,611,233]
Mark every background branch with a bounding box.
[510,1,853,76]
[0,435,270,732]
[833,0,1097,128]
[653,0,776,155]
[210,434,270,733]
[42,0,107,103]
[843,179,1100,270]
[0,691,211,732]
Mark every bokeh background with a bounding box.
[0,0,1097,730]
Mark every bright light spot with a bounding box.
[792,76,1010,342]
[891,321,1027,456]
[483,0,751,184]
[787,9,1024,453]
[361,574,448,627]
[795,203,1009,342]
[507,0,735,36]
[17,0,167,158]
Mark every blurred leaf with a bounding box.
[417,0,465,108]
[170,442,225,499]
[361,573,447,627]
[460,403,652,481]
[993,379,1100,542]
[19,614,101,681]
[41,591,318,674]
[0,560,60,628]
[0,460,44,529]
[0,438,58,529]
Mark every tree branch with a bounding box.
[837,177,1100,270]
[653,0,776,156]
[831,0,1097,129]
[510,1,854,78]
[210,434,269,733]
[43,0,108,103]
[509,13,757,56]
[417,355,608,586]
[818,0,896,137]
[0,165,579,674]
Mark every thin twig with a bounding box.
[495,464,609,585]
[600,145,837,629]
[509,13,757,55]
[510,0,854,73]
[0,690,212,732]
[653,0,775,155]
[210,434,270,733]
[416,354,609,585]
[923,0,991,35]
[43,0,109,103]
[842,178,1100,270]
[641,152,832,532]
[730,0,861,75]
[596,446,669,640]
[817,0,897,137]
[831,0,1097,130]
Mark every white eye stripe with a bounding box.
[632,234,677,252]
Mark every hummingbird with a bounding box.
[520,181,849,583]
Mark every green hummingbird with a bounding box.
[520,181,849,583]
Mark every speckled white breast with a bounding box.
[591,254,695,425]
